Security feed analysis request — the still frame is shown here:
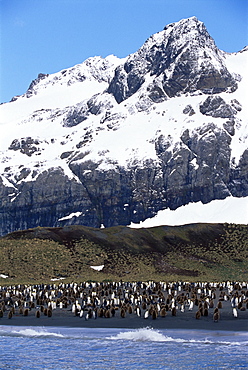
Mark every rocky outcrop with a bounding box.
[183,104,195,116]
[9,137,42,156]
[199,96,241,118]
[229,149,248,197]
[26,73,49,98]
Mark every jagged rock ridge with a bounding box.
[108,17,237,102]
[0,17,247,236]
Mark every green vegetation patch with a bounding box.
[0,222,247,284]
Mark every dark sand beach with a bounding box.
[0,306,248,331]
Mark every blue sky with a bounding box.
[0,0,247,103]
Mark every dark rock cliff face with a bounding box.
[0,120,246,235]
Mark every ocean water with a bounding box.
[0,326,247,370]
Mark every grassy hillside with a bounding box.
[0,223,247,284]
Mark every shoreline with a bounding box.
[1,309,247,331]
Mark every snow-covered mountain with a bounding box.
[0,17,247,235]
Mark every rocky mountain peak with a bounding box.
[163,16,210,43]
[108,17,237,103]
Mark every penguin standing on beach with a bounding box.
[213,310,220,322]
[232,308,238,318]
[144,310,149,319]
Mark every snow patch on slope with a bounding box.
[90,265,104,271]
[58,212,82,221]
[130,197,248,228]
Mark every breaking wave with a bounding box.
[107,327,248,346]
[0,327,65,338]
[108,327,170,342]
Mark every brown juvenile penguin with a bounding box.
[172,307,177,316]
[152,309,157,320]
[120,308,126,318]
[8,311,13,319]
[195,310,201,319]
[160,307,167,317]
[213,311,220,322]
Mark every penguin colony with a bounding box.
[0,281,247,322]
